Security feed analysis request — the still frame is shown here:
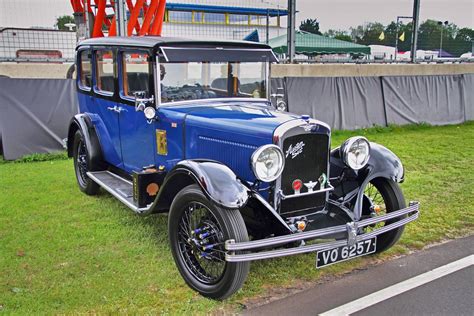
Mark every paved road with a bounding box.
[243,235,474,316]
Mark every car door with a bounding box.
[117,50,156,173]
[91,48,123,168]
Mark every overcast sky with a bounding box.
[0,0,472,31]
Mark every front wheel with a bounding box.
[168,184,250,300]
[363,178,407,253]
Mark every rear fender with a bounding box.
[67,114,104,170]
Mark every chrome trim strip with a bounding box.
[357,204,419,227]
[273,118,331,139]
[87,171,150,214]
[160,46,277,54]
[225,203,419,259]
[227,240,348,262]
[227,224,348,251]
[155,55,161,107]
[159,97,271,108]
[273,118,332,209]
[226,212,418,262]
[278,183,335,200]
[159,47,169,62]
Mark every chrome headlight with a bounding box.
[251,145,285,182]
[340,136,371,170]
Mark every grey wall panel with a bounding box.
[0,125,3,155]
[285,77,386,130]
[286,77,342,128]
[382,75,465,125]
[271,77,286,94]
[337,77,386,129]
[463,74,474,121]
[0,78,78,160]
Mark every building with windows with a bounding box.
[162,1,288,42]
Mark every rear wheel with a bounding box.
[168,184,250,300]
[72,130,100,195]
[363,178,406,253]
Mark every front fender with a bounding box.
[152,160,249,212]
[330,142,404,219]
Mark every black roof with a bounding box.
[77,36,271,50]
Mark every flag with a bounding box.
[379,31,385,41]
[399,32,405,42]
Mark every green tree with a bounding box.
[350,22,385,45]
[299,18,322,35]
[55,15,75,30]
[324,29,353,42]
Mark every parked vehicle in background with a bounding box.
[67,36,419,299]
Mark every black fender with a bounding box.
[329,142,404,219]
[151,160,249,212]
[66,113,104,170]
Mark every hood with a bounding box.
[166,101,300,182]
[171,101,300,140]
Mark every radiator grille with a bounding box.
[280,133,329,214]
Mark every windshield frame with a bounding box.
[154,56,272,107]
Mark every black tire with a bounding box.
[168,184,250,300]
[363,178,406,253]
[72,130,100,195]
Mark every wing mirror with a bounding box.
[134,91,156,123]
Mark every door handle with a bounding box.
[107,106,125,113]
[116,106,126,113]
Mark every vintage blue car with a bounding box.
[67,37,419,299]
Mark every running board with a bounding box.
[87,171,150,214]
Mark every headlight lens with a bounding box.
[341,136,371,170]
[251,145,285,182]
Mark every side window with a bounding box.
[122,52,150,98]
[79,50,91,89]
[95,50,115,94]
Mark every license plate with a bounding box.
[316,237,377,268]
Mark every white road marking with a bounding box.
[320,255,474,316]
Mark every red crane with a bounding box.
[70,0,166,38]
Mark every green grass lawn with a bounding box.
[1,123,473,314]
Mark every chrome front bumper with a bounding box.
[225,201,420,262]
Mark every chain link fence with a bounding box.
[0,0,472,64]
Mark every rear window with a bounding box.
[95,50,115,94]
[79,50,91,89]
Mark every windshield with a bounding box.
[159,62,268,104]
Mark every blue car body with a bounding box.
[67,36,419,299]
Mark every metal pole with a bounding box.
[84,0,90,38]
[411,0,421,63]
[439,26,443,57]
[115,0,127,37]
[395,16,412,61]
[287,0,296,63]
[266,9,270,44]
[395,17,400,61]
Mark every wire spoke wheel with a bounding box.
[178,202,226,285]
[363,182,388,232]
[72,130,100,195]
[361,178,407,253]
[169,184,250,300]
[76,139,89,187]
